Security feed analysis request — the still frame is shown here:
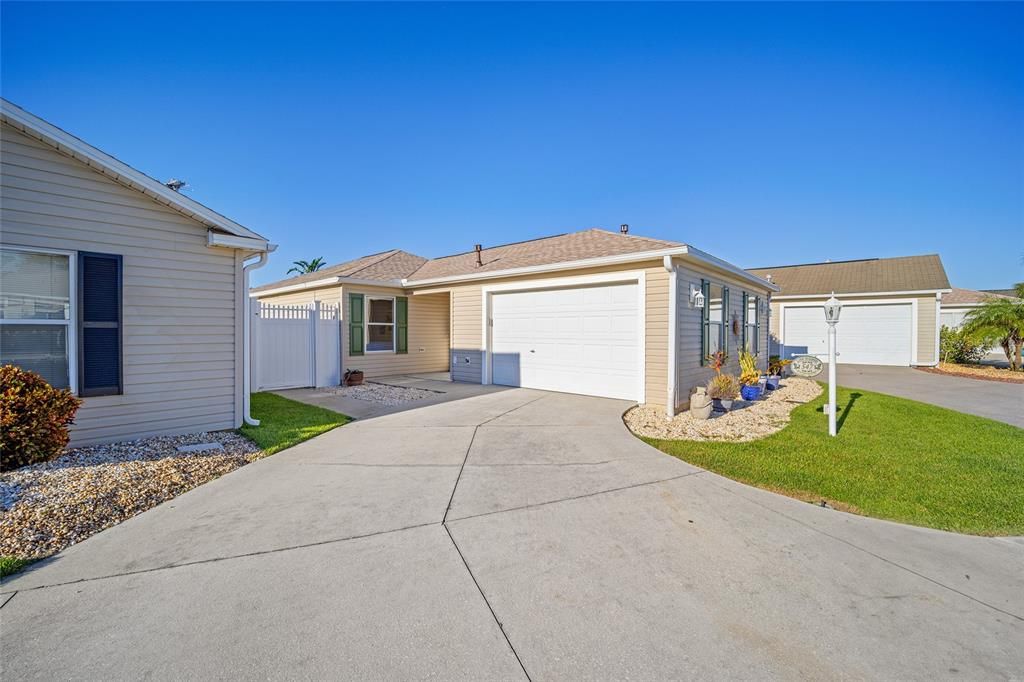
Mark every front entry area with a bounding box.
[488,280,641,401]
[782,302,914,366]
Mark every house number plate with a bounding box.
[791,355,824,377]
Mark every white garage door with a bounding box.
[489,282,640,400]
[783,303,913,366]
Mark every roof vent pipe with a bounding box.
[475,244,483,267]
[164,178,187,192]
[620,224,629,234]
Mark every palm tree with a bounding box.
[963,283,1024,371]
[287,257,327,275]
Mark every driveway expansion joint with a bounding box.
[702,474,1024,622]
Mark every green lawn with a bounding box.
[643,386,1024,536]
[240,392,352,456]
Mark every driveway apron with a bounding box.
[3,388,1022,679]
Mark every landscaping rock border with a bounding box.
[0,431,261,561]
[625,377,823,442]
[319,381,442,406]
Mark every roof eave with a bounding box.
[402,246,779,292]
[250,275,405,297]
[1,97,268,242]
[773,288,952,300]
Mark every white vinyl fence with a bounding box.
[252,301,341,391]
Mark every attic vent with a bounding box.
[164,178,187,192]
[475,244,482,267]
[620,224,629,234]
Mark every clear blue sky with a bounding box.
[2,2,1021,288]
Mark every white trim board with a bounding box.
[772,289,950,300]
[479,270,647,403]
[778,298,920,366]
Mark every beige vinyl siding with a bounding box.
[256,286,342,307]
[341,284,450,378]
[768,293,939,366]
[440,261,669,407]
[675,265,771,410]
[1,123,242,445]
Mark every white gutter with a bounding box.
[664,255,678,417]
[403,245,779,292]
[772,289,951,300]
[242,247,276,426]
[249,275,405,298]
[208,232,271,251]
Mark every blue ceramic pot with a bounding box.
[740,384,761,401]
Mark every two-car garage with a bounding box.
[486,280,642,401]
[781,302,915,366]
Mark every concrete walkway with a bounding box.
[2,389,1022,679]
[835,364,1024,427]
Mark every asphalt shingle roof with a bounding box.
[747,255,950,296]
[254,228,681,292]
[943,287,1014,305]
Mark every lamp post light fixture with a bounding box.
[823,292,842,436]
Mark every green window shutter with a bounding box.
[741,292,748,352]
[722,287,729,355]
[700,279,710,366]
[395,296,408,354]
[349,293,364,356]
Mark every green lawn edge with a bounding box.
[642,385,1024,536]
[240,392,352,457]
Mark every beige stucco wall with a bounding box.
[674,263,772,411]
[1,122,245,446]
[768,293,940,366]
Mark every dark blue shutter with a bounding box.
[699,279,710,366]
[79,252,122,396]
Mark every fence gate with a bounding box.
[252,301,341,391]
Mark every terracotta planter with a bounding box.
[344,370,364,386]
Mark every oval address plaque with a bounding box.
[791,355,824,377]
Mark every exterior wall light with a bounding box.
[690,285,705,309]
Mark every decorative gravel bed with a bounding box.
[319,381,442,406]
[625,377,823,442]
[0,431,261,561]
[918,363,1024,384]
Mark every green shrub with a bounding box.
[1,365,81,471]
[939,326,988,365]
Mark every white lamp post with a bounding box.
[823,292,842,436]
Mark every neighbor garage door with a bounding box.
[783,303,913,366]
[489,282,640,400]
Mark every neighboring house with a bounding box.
[939,287,1014,330]
[253,228,778,415]
[0,99,272,446]
[748,255,951,367]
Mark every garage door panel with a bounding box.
[489,282,640,400]
[783,303,913,366]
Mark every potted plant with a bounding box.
[766,356,791,390]
[739,350,762,401]
[707,373,740,411]
[690,386,713,420]
[706,350,728,375]
[344,369,364,386]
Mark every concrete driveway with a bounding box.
[3,388,1022,679]
[835,364,1024,427]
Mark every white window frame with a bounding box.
[365,295,396,354]
[707,282,725,357]
[0,244,78,393]
[746,295,758,353]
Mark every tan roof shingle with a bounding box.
[251,249,427,293]
[405,228,680,282]
[747,255,950,296]
[943,287,1013,305]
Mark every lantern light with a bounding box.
[824,292,842,324]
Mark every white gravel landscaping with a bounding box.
[1,431,261,561]
[625,377,823,442]
[319,381,442,406]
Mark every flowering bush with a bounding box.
[1,365,81,471]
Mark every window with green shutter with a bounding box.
[741,292,749,352]
[348,293,364,356]
[721,286,729,356]
[700,279,710,365]
[395,296,408,354]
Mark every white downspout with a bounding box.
[664,255,678,418]
[243,249,273,425]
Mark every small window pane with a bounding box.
[708,285,724,324]
[0,325,70,388]
[747,298,757,324]
[0,250,70,320]
[368,299,394,324]
[367,324,394,351]
[708,323,723,355]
